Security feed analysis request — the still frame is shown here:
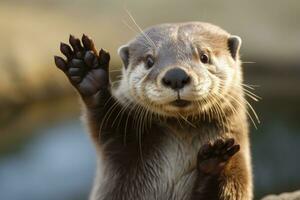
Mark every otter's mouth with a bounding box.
[170,99,191,107]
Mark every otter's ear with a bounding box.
[228,35,242,60]
[118,45,130,69]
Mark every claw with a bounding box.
[82,34,95,51]
[69,34,83,52]
[60,42,73,59]
[227,145,240,157]
[222,138,235,154]
[54,56,67,71]
[99,48,110,66]
[225,138,235,148]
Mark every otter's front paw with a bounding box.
[54,34,110,97]
[197,138,240,175]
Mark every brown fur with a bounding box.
[55,22,253,200]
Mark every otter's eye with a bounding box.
[146,55,154,69]
[200,53,209,64]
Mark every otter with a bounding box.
[54,22,253,200]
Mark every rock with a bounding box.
[261,191,300,200]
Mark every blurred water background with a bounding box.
[0,0,299,200]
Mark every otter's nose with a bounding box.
[162,68,190,90]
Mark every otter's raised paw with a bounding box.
[54,34,110,97]
[197,138,240,175]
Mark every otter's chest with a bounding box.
[156,126,219,195]
[160,123,220,170]
[97,123,221,200]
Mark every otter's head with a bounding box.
[115,22,243,117]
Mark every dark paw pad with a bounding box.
[197,138,240,175]
[54,34,110,96]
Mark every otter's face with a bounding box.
[116,23,242,117]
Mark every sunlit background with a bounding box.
[0,0,300,200]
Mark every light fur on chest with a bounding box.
[91,124,227,200]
